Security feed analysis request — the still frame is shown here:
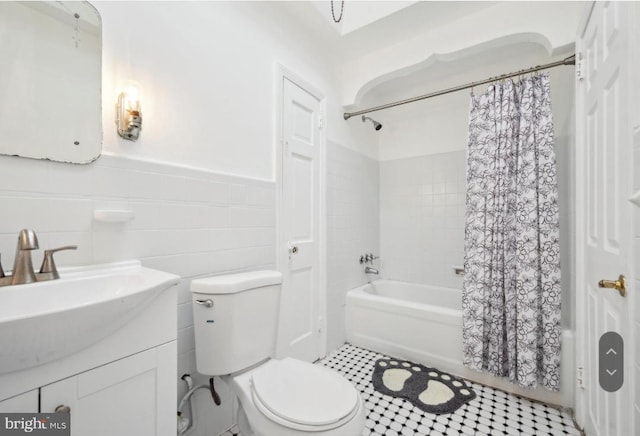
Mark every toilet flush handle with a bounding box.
[194,299,214,308]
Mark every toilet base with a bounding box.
[227,359,367,436]
[237,407,253,436]
[234,401,366,436]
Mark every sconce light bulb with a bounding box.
[116,85,142,141]
[125,86,140,112]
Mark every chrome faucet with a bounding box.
[11,229,40,285]
[364,266,379,275]
[1,229,77,286]
[359,253,379,264]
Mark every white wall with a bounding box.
[326,141,379,351]
[97,1,375,179]
[377,93,469,161]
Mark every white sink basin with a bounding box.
[0,261,179,374]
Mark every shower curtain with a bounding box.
[462,73,561,391]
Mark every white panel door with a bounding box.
[576,2,633,435]
[279,78,322,362]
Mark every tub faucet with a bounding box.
[11,229,40,285]
[364,266,379,275]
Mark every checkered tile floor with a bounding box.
[320,344,582,436]
[222,344,583,436]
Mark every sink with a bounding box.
[0,260,179,374]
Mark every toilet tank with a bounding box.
[191,270,282,376]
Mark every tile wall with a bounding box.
[379,151,466,289]
[326,141,380,351]
[0,153,276,436]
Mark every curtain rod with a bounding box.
[343,54,576,120]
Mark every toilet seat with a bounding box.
[249,358,360,432]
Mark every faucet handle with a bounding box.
[39,245,78,279]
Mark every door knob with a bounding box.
[55,404,71,413]
[598,274,626,297]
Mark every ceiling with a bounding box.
[280,1,501,61]
[331,1,500,60]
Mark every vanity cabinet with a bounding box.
[0,343,175,436]
[0,390,38,412]
[40,342,176,436]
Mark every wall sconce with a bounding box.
[115,86,142,141]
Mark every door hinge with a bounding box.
[577,366,585,389]
[318,316,323,333]
[575,53,584,80]
[318,115,324,130]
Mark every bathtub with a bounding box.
[345,280,574,407]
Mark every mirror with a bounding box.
[0,1,101,164]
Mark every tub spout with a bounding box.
[364,266,379,275]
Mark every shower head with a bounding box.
[362,115,382,131]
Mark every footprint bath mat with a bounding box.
[371,358,476,415]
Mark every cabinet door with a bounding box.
[0,390,38,412]
[40,342,176,436]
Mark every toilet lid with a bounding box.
[251,358,360,429]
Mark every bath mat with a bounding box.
[371,358,476,415]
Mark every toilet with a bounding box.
[191,270,366,436]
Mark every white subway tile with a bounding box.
[47,162,94,196]
[92,230,136,263]
[46,198,93,232]
[177,326,196,356]
[0,157,51,194]
[176,279,192,305]
[208,205,230,228]
[47,232,93,266]
[125,201,160,230]
[184,178,229,205]
[150,203,184,229]
[210,228,239,251]
[379,150,465,288]
[90,165,130,198]
[247,186,269,206]
[177,302,194,330]
[229,184,248,205]
[129,170,186,202]
[178,229,215,254]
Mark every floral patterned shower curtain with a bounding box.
[462,73,562,391]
